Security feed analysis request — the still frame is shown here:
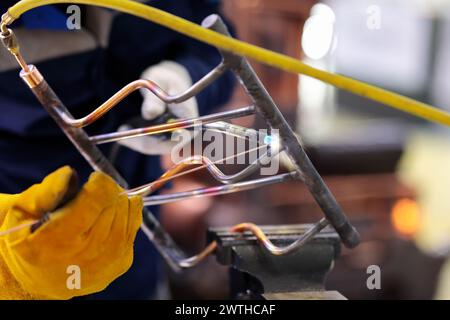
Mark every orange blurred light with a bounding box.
[391,198,421,238]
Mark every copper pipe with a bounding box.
[178,241,218,268]
[127,144,271,197]
[57,63,228,128]
[230,218,329,256]
[58,80,166,128]
[128,153,269,197]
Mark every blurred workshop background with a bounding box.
[158,0,450,300]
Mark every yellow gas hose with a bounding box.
[3,0,450,126]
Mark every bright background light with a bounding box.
[301,3,336,60]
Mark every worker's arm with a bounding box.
[112,0,235,155]
[141,0,236,116]
[0,166,142,300]
[175,0,236,115]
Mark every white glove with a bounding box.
[118,61,199,155]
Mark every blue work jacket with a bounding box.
[0,0,234,299]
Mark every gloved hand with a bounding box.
[0,166,142,300]
[118,60,198,155]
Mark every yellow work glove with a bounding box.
[0,166,142,300]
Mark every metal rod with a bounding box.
[143,172,297,206]
[90,106,255,145]
[202,15,360,249]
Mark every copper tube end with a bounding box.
[20,65,43,88]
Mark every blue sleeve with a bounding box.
[107,0,235,114]
[173,0,236,115]
[0,3,73,30]
[175,0,234,115]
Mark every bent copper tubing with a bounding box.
[127,140,278,197]
[57,62,228,128]
[186,152,273,185]
[231,218,330,256]
[178,242,218,268]
[128,151,272,197]
[90,106,255,145]
[173,218,330,267]
[126,145,270,196]
[143,172,297,206]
